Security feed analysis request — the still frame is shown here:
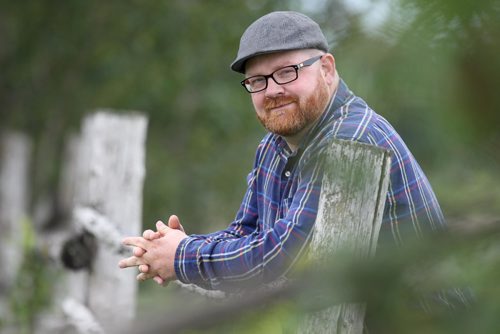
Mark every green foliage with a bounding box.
[1,0,499,332]
[1,218,55,333]
[8,250,54,334]
[0,0,276,230]
[2,0,498,230]
[433,160,500,221]
[317,0,500,167]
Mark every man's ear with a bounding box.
[321,53,336,85]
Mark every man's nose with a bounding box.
[264,76,285,97]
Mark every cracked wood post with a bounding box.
[0,132,31,322]
[56,135,90,304]
[298,139,391,334]
[33,135,94,334]
[75,111,147,333]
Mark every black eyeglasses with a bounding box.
[241,55,323,93]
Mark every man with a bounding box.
[118,11,445,291]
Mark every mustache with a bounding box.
[264,96,298,111]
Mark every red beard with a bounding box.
[257,78,330,137]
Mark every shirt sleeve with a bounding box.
[174,152,325,291]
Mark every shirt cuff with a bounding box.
[174,236,210,288]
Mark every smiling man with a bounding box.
[118,11,445,291]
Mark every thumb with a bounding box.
[167,215,184,232]
[155,220,169,235]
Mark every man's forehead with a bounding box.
[245,50,310,75]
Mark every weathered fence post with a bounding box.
[70,111,147,333]
[31,111,148,334]
[0,132,31,325]
[33,133,94,334]
[298,139,391,334]
[34,111,147,333]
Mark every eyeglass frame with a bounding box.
[240,54,324,93]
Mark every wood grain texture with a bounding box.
[75,111,148,333]
[299,139,391,334]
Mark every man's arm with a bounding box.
[175,155,324,291]
[119,167,262,285]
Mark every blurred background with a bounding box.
[1,0,499,332]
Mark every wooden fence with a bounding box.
[10,111,147,334]
[125,139,391,334]
[0,114,390,333]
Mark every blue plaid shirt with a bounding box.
[174,79,445,290]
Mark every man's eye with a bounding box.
[249,77,266,85]
[276,67,296,78]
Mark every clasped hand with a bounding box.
[118,215,187,286]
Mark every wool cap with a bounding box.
[230,11,328,73]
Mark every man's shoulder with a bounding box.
[323,98,380,142]
[308,97,401,154]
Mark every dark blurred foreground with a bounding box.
[127,220,498,334]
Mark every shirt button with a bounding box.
[284,171,291,178]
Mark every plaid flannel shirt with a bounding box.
[174,79,445,290]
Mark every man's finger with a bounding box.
[122,236,148,249]
[138,264,149,273]
[167,215,184,232]
[136,273,148,281]
[156,220,169,235]
[143,229,156,240]
[136,272,157,282]
[118,256,144,269]
[133,247,146,257]
[153,276,167,286]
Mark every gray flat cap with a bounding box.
[230,11,328,73]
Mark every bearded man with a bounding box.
[119,11,445,291]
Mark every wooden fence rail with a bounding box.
[125,139,391,334]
